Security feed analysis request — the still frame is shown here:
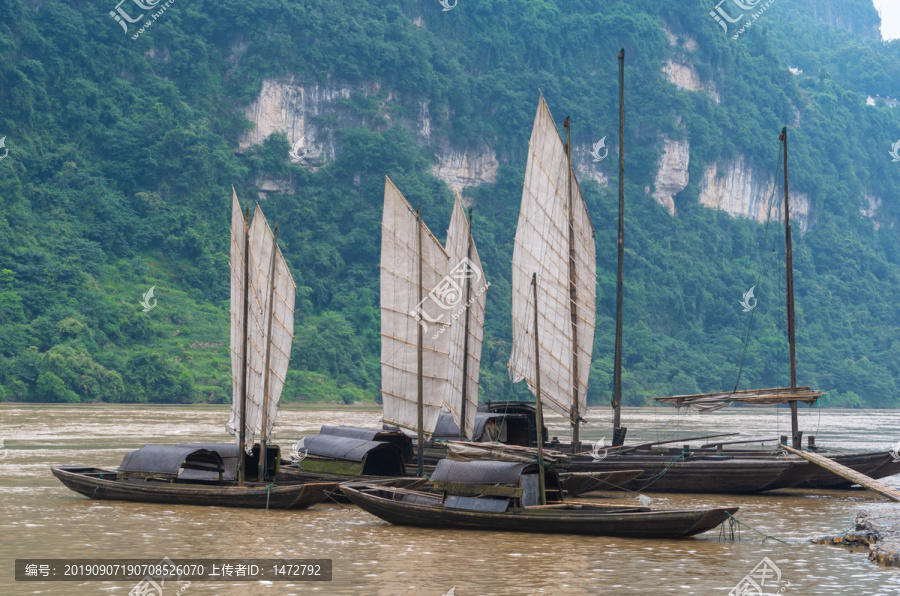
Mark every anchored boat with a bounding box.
[341,460,738,538]
[51,189,337,508]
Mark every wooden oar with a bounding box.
[781,444,900,502]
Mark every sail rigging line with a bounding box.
[732,142,784,392]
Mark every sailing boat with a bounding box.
[51,189,338,508]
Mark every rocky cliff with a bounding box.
[239,78,497,196]
[699,155,812,231]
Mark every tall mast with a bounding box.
[416,206,425,476]
[532,273,547,505]
[259,224,279,481]
[459,207,474,441]
[781,127,800,448]
[238,208,250,486]
[564,116,581,452]
[612,48,626,446]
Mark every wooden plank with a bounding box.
[433,481,523,498]
[781,445,900,502]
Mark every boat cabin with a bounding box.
[117,445,226,483]
[429,401,548,448]
[296,426,409,476]
[430,459,563,510]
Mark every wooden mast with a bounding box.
[259,224,279,480]
[532,273,547,505]
[459,207,474,441]
[564,116,581,452]
[780,127,800,448]
[612,48,627,446]
[416,206,425,476]
[238,208,250,487]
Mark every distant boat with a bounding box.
[51,188,338,508]
[341,459,738,539]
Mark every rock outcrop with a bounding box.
[664,59,720,104]
[239,77,497,194]
[699,156,811,231]
[652,139,690,215]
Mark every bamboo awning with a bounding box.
[654,386,823,413]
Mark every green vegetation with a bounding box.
[0,0,898,407]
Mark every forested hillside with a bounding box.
[0,0,898,407]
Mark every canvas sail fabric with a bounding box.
[227,196,296,450]
[380,178,451,439]
[443,195,488,440]
[508,95,597,424]
[227,189,248,445]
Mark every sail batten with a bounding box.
[508,95,597,423]
[380,177,450,439]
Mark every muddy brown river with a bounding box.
[2,403,900,595]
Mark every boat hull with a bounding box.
[341,486,738,539]
[563,456,813,494]
[800,452,900,489]
[51,466,338,509]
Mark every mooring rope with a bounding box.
[725,511,791,545]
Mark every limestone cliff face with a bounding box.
[699,156,811,232]
[664,59,720,104]
[239,77,497,195]
[432,147,498,199]
[861,193,894,231]
[652,139,690,215]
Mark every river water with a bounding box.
[2,403,900,595]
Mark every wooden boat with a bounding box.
[341,460,738,539]
[52,191,337,508]
[51,446,337,509]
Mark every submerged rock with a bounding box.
[813,510,900,567]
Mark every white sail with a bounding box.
[380,177,451,439]
[227,197,297,449]
[508,95,597,424]
[443,195,488,439]
[227,188,248,443]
